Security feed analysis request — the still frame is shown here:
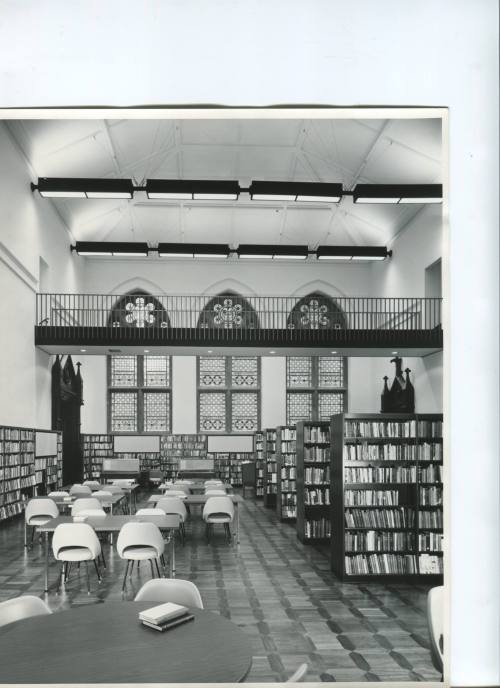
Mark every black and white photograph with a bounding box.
[0,110,446,683]
[0,2,498,687]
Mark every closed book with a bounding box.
[141,614,195,632]
[139,601,188,625]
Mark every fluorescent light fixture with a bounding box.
[237,245,274,259]
[146,179,240,201]
[316,246,391,261]
[34,178,134,199]
[353,184,442,204]
[272,245,309,260]
[237,244,308,260]
[249,181,342,203]
[158,243,230,258]
[73,242,148,256]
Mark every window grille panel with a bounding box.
[144,356,170,387]
[231,392,259,431]
[318,356,344,388]
[199,356,226,387]
[231,357,258,387]
[286,357,313,387]
[111,392,137,432]
[199,392,226,431]
[287,392,313,425]
[318,391,345,420]
[110,356,137,387]
[144,392,170,431]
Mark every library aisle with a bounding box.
[0,488,440,684]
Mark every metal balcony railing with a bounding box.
[35,293,442,349]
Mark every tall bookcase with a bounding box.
[211,452,252,486]
[296,421,331,543]
[263,428,277,508]
[0,425,62,522]
[82,434,113,480]
[276,426,297,521]
[163,434,208,479]
[254,430,265,498]
[331,413,443,581]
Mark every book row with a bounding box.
[344,489,401,506]
[418,533,443,552]
[419,510,443,528]
[344,531,414,552]
[343,442,443,463]
[305,517,331,539]
[304,487,330,505]
[345,507,414,529]
[304,446,330,462]
[304,466,330,484]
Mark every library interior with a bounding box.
[0,114,444,684]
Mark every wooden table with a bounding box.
[63,483,140,513]
[0,602,252,683]
[148,493,244,545]
[37,514,180,593]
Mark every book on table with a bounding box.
[141,614,195,632]
[139,601,189,625]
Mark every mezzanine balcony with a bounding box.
[35,292,443,356]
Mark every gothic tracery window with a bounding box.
[197,291,259,330]
[107,290,171,329]
[287,292,347,330]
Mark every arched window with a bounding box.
[197,291,259,329]
[107,289,170,329]
[287,292,347,330]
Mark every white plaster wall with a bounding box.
[79,355,107,434]
[261,356,286,428]
[172,356,197,433]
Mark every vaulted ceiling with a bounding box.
[6,116,442,249]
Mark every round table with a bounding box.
[0,602,252,683]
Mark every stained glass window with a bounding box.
[144,392,170,431]
[197,356,260,432]
[287,392,313,425]
[111,392,137,432]
[286,356,347,424]
[108,355,171,433]
[111,356,137,386]
[199,357,226,387]
[286,357,313,387]
[144,356,170,387]
[232,392,259,431]
[231,357,259,387]
[318,391,345,420]
[199,392,226,431]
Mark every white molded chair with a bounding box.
[175,480,193,485]
[169,484,191,495]
[69,484,92,497]
[287,663,308,682]
[93,490,113,500]
[134,578,203,609]
[205,479,223,486]
[136,507,166,517]
[427,585,444,677]
[205,488,227,496]
[163,489,188,499]
[83,480,100,490]
[102,484,124,494]
[156,497,188,544]
[71,497,106,519]
[52,523,102,594]
[0,595,52,629]
[116,522,165,590]
[110,479,136,487]
[47,490,70,499]
[202,496,234,543]
[25,498,59,548]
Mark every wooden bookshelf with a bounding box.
[0,425,62,522]
[254,430,265,498]
[263,428,277,508]
[82,434,113,480]
[296,421,331,543]
[331,412,443,581]
[276,426,297,522]
[163,434,208,479]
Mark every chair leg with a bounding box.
[130,560,135,574]
[122,560,130,591]
[100,546,106,569]
[154,558,161,577]
[149,559,155,579]
[85,560,90,595]
[94,559,102,583]
[65,562,72,582]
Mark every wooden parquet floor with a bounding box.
[0,491,441,683]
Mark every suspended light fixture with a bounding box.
[72,242,148,256]
[316,246,391,261]
[158,243,230,258]
[146,180,240,201]
[33,178,134,199]
[249,181,342,203]
[237,244,309,260]
[352,184,442,204]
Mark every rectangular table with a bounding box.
[37,513,180,593]
[64,483,140,513]
[148,493,244,545]
[158,482,234,494]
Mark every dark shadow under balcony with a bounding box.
[35,292,443,356]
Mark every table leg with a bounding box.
[170,532,176,578]
[44,531,49,593]
[24,521,27,548]
[236,502,240,546]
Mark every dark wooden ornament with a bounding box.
[380,356,415,413]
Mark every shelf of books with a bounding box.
[296,421,331,543]
[331,413,443,581]
[276,426,297,522]
[82,434,113,480]
[263,428,277,508]
[0,426,35,521]
[213,453,230,483]
[254,431,265,498]
[35,431,63,493]
[163,434,208,479]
